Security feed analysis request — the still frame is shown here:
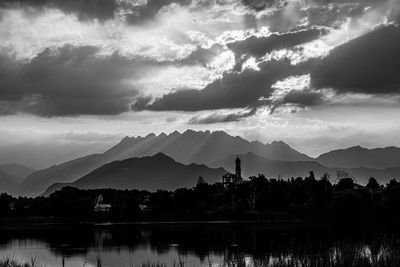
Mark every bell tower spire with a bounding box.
[235,156,241,179]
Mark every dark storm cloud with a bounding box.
[315,0,385,4]
[183,29,323,72]
[188,86,325,124]
[182,44,225,67]
[0,0,194,23]
[311,25,400,94]
[0,45,168,116]
[242,0,393,34]
[241,0,288,12]
[131,95,153,111]
[228,28,325,59]
[280,90,325,107]
[124,0,192,25]
[0,0,118,20]
[132,59,311,112]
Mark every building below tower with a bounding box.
[222,156,243,186]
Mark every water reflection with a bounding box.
[1,222,400,266]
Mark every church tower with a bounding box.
[235,156,241,179]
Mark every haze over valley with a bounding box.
[1,130,400,196]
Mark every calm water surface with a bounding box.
[0,221,399,266]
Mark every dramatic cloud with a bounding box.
[241,0,288,12]
[189,107,258,124]
[228,28,325,59]
[280,89,325,107]
[123,0,193,25]
[0,0,196,24]
[0,45,162,116]
[130,0,399,117]
[1,0,400,168]
[267,74,328,111]
[132,58,311,112]
[311,25,400,94]
[0,0,118,21]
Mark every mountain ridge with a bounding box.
[43,153,227,195]
[0,164,35,183]
[214,152,400,184]
[21,130,310,196]
[43,151,400,196]
[316,145,400,169]
[18,130,400,196]
[0,169,20,195]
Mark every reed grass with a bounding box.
[3,246,400,267]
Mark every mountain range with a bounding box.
[43,151,400,196]
[43,153,226,195]
[0,164,35,195]
[213,152,400,185]
[316,146,400,169]
[212,152,328,178]
[0,164,35,183]
[19,130,311,196]
[6,130,400,196]
[0,170,19,195]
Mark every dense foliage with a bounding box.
[1,174,400,222]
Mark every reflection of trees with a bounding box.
[2,224,400,266]
[222,238,400,266]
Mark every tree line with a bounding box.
[1,172,400,222]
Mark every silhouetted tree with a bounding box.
[150,190,174,214]
[321,172,330,182]
[0,193,12,216]
[197,176,205,186]
[387,179,399,189]
[366,177,380,190]
[336,178,354,191]
[4,172,400,222]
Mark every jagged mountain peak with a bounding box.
[21,130,312,196]
[270,140,288,146]
[169,130,181,137]
[145,133,156,138]
[159,132,168,138]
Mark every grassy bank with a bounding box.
[3,256,400,267]
[0,258,41,267]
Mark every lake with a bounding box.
[1,221,400,266]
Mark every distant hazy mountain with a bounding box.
[0,170,19,195]
[20,154,108,196]
[21,130,310,196]
[105,130,312,164]
[347,167,400,185]
[0,164,35,183]
[213,152,400,185]
[43,153,227,195]
[317,146,400,169]
[212,152,329,179]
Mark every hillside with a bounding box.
[104,130,312,164]
[211,152,329,178]
[0,164,35,183]
[0,170,19,195]
[22,130,310,196]
[20,154,108,196]
[43,153,227,195]
[213,152,400,184]
[317,146,400,169]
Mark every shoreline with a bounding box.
[0,216,397,232]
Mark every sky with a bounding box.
[0,0,400,169]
